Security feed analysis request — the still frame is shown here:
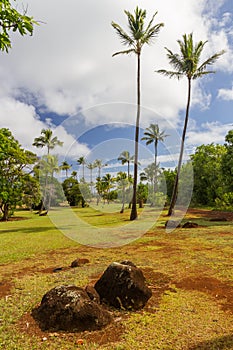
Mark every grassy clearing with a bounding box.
[0,207,232,349]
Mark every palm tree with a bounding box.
[141,124,168,191]
[156,33,225,216]
[118,151,134,179]
[87,162,96,194]
[61,161,71,178]
[116,171,128,213]
[94,159,107,179]
[33,129,63,155]
[71,171,78,180]
[77,156,86,182]
[112,7,164,220]
[102,173,115,203]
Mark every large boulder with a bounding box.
[32,285,112,332]
[94,261,152,310]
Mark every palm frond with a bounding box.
[112,48,135,57]
[156,69,183,79]
[196,50,225,73]
[111,21,134,46]
[165,48,184,72]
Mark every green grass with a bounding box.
[0,207,232,349]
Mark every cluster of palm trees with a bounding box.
[111,6,225,219]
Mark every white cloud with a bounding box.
[186,121,232,146]
[0,0,232,151]
[218,86,233,100]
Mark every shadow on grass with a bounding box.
[0,226,56,235]
[189,334,233,350]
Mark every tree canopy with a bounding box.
[0,0,37,52]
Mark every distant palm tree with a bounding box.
[102,173,115,203]
[116,171,128,213]
[77,156,86,182]
[141,124,168,191]
[118,151,134,179]
[71,170,78,180]
[94,159,107,179]
[61,161,71,178]
[87,162,96,194]
[112,6,164,220]
[156,33,225,216]
[33,129,63,155]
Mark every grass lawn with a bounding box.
[0,206,232,349]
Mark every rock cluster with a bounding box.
[32,261,151,331]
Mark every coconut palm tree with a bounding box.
[116,171,129,213]
[94,159,107,179]
[71,171,78,180]
[118,151,134,179]
[77,156,86,182]
[141,124,168,191]
[156,33,225,216]
[61,161,71,178]
[112,6,164,220]
[87,162,96,194]
[102,173,115,204]
[33,129,63,155]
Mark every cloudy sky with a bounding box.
[0,0,233,176]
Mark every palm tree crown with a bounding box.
[33,129,63,155]
[112,7,164,56]
[118,150,134,179]
[157,33,225,81]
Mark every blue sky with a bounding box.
[0,0,232,179]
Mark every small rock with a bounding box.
[71,258,90,268]
[182,221,198,228]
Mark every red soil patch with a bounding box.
[187,208,233,221]
[175,276,233,313]
[0,281,14,298]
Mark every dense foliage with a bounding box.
[0,128,39,220]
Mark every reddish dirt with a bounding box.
[187,208,233,221]
[0,281,14,298]
[175,276,233,313]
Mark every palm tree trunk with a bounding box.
[154,140,158,193]
[130,52,141,220]
[168,77,191,216]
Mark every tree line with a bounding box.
[0,126,232,221]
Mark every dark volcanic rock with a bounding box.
[94,262,152,310]
[182,221,199,228]
[71,258,90,268]
[32,285,112,331]
[85,285,100,304]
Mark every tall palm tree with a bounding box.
[94,159,107,179]
[141,123,168,191]
[33,129,63,155]
[118,151,134,179]
[87,162,96,194]
[61,161,71,178]
[112,6,164,220]
[102,173,115,203]
[116,171,128,213]
[156,33,225,216]
[77,156,86,182]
